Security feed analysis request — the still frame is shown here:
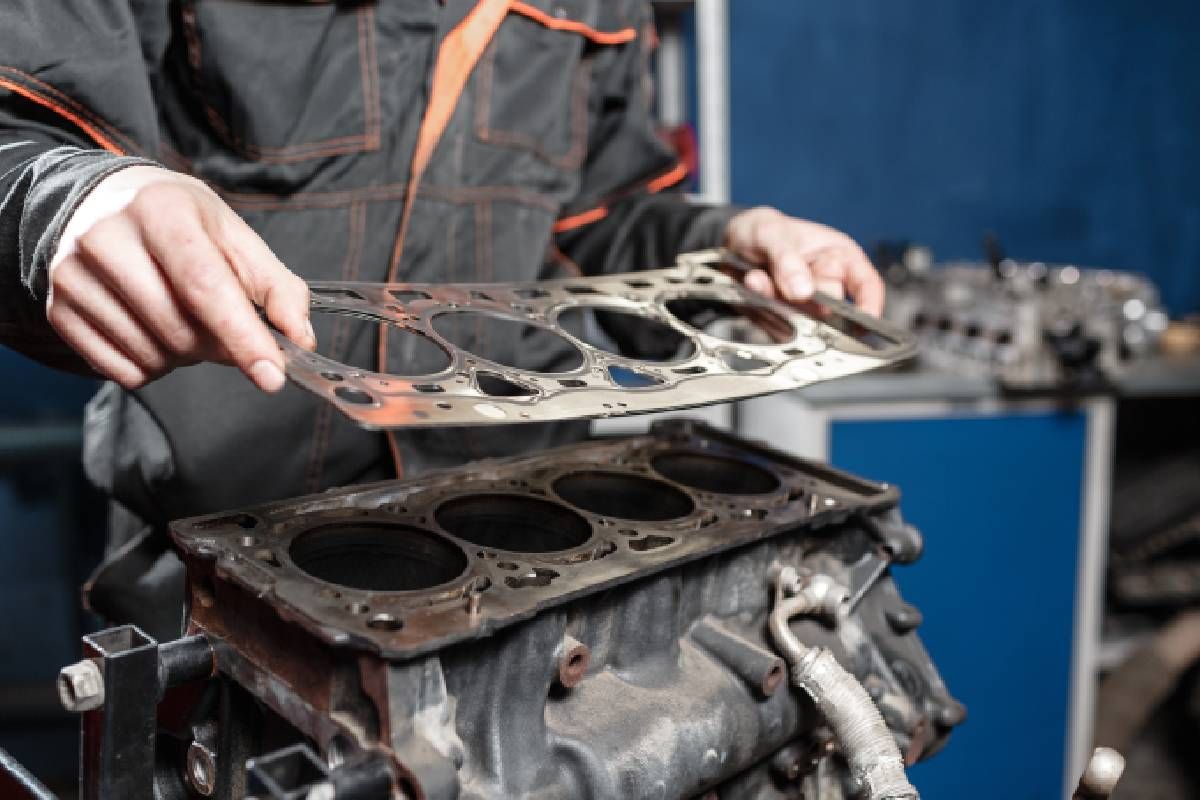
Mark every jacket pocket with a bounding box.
[474,0,636,171]
[179,0,380,163]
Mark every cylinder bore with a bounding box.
[652,452,781,495]
[553,472,694,521]
[435,495,593,553]
[289,523,468,592]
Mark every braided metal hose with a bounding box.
[768,567,918,800]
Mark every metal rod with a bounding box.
[695,0,730,203]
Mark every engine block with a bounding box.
[72,422,961,799]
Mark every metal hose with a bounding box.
[768,568,918,800]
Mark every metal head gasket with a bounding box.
[278,249,915,428]
[171,421,900,660]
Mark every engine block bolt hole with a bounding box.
[367,613,403,631]
[185,741,217,797]
[556,635,590,689]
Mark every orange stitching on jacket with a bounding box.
[181,2,381,162]
[202,98,374,162]
[552,205,608,232]
[552,160,689,233]
[357,6,382,148]
[0,68,142,154]
[0,68,144,154]
[383,0,512,477]
[477,57,592,170]
[509,1,637,44]
[478,199,493,282]
[0,76,125,155]
[474,39,498,149]
[305,200,366,493]
[647,161,689,193]
[386,0,517,277]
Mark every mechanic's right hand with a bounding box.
[47,165,316,392]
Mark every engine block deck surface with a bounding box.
[172,421,901,660]
[278,249,915,428]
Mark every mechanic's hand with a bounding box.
[724,207,884,316]
[48,165,315,392]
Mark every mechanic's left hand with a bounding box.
[724,207,884,316]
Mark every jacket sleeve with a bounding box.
[0,2,162,369]
[554,0,742,278]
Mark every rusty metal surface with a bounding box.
[74,423,966,799]
[277,249,915,428]
[171,421,900,661]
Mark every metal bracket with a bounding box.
[62,628,215,800]
[78,627,159,800]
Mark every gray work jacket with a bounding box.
[0,0,736,636]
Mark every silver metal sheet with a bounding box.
[279,249,915,428]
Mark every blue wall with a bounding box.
[729,1,1200,316]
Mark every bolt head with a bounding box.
[186,741,218,797]
[57,660,104,712]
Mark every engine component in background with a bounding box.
[877,242,1167,391]
[61,421,961,799]
[279,249,914,428]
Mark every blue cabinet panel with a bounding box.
[831,411,1086,797]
